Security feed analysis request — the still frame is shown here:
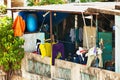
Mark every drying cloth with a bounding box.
[52,43,65,65]
[69,28,75,42]
[12,16,25,36]
[86,47,102,56]
[76,47,87,64]
[86,54,103,68]
[86,47,103,68]
[40,43,52,58]
[40,42,65,65]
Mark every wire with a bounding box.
[101,14,120,30]
[40,17,46,31]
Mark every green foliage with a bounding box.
[0,16,25,71]
[27,0,65,6]
[0,5,7,14]
[27,0,35,6]
[39,0,64,5]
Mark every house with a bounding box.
[6,1,120,80]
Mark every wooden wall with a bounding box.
[11,0,24,7]
[83,26,96,49]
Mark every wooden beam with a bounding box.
[88,8,120,16]
[115,5,120,10]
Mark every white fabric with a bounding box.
[86,47,102,56]
[76,47,85,61]
[69,28,75,42]
[113,26,115,30]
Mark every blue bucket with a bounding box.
[26,13,38,32]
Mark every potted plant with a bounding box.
[0,16,25,80]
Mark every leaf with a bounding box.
[0,16,25,72]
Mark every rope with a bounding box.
[40,17,46,31]
[40,11,50,31]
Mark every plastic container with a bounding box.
[26,13,38,32]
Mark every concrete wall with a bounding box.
[22,33,45,52]
[21,53,120,80]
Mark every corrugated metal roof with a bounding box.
[7,3,88,13]
[7,2,120,15]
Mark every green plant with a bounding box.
[39,0,64,5]
[27,0,35,6]
[0,5,7,14]
[0,16,24,79]
[27,0,65,6]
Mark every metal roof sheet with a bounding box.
[7,2,120,15]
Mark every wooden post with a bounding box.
[4,0,7,5]
[75,14,78,48]
[50,11,53,43]
[96,14,98,47]
[50,11,53,66]
[115,5,120,10]
[7,0,12,16]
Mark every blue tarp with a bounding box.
[19,11,69,27]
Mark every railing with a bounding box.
[21,53,120,80]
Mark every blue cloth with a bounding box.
[37,11,69,26]
[78,54,87,64]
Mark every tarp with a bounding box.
[18,11,69,27]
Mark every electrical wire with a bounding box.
[101,14,120,30]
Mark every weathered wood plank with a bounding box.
[87,8,120,16]
[115,5,120,10]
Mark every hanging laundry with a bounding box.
[40,43,52,58]
[52,43,65,65]
[69,28,75,42]
[86,47,103,68]
[79,27,83,42]
[12,11,26,36]
[76,47,87,64]
[75,28,79,45]
[39,42,65,65]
